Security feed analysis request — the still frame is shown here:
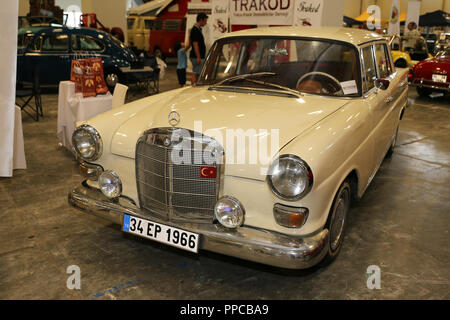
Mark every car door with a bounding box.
[359,43,380,184]
[26,31,71,84]
[372,42,402,166]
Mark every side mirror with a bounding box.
[374,78,390,90]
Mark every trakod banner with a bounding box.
[230,0,294,25]
[293,0,323,26]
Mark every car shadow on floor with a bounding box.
[105,222,326,278]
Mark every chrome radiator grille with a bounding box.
[135,128,223,223]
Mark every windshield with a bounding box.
[199,37,361,97]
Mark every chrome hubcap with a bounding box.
[330,188,349,251]
[106,73,118,87]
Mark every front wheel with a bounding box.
[320,180,351,267]
[394,58,407,68]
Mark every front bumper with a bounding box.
[68,182,330,269]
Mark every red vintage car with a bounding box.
[409,47,450,97]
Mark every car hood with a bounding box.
[110,87,349,180]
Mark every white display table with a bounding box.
[57,81,112,149]
[13,105,26,170]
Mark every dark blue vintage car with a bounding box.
[17,26,138,88]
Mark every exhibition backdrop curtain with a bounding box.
[0,1,18,177]
[388,0,401,35]
[404,1,421,34]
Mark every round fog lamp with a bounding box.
[214,196,245,228]
[99,170,122,198]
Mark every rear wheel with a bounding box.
[320,180,351,267]
[416,86,431,97]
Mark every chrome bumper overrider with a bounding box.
[68,182,329,269]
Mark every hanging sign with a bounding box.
[388,0,401,36]
[230,0,294,26]
[211,0,230,42]
[293,0,323,26]
[404,1,421,35]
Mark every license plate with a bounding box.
[122,214,199,253]
[432,74,447,83]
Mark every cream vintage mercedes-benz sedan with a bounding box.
[69,27,408,269]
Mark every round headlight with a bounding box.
[72,125,103,161]
[99,170,122,198]
[214,196,245,229]
[267,155,313,201]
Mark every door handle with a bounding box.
[385,96,394,104]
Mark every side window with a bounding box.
[71,34,104,51]
[362,45,376,91]
[41,34,69,52]
[144,20,153,30]
[152,20,163,30]
[374,43,392,78]
[127,18,135,30]
[163,20,181,31]
[17,34,33,49]
[31,36,42,51]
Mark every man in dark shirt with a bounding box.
[189,12,208,84]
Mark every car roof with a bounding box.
[18,26,111,38]
[219,27,385,46]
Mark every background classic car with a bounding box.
[409,47,450,96]
[17,26,138,89]
[68,27,408,269]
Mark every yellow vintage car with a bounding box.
[387,35,432,68]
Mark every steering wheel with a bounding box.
[296,71,343,95]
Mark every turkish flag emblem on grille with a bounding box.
[200,166,217,178]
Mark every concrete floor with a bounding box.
[1,64,449,299]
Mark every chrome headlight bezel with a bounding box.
[267,154,313,201]
[214,196,245,229]
[72,124,103,162]
[98,170,122,199]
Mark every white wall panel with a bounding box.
[0,0,19,177]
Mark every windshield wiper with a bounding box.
[210,72,302,97]
[242,78,303,97]
[213,72,276,86]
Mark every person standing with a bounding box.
[174,41,187,87]
[189,12,208,85]
[403,22,421,50]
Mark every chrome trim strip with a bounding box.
[137,180,216,197]
[68,182,330,269]
[72,124,103,162]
